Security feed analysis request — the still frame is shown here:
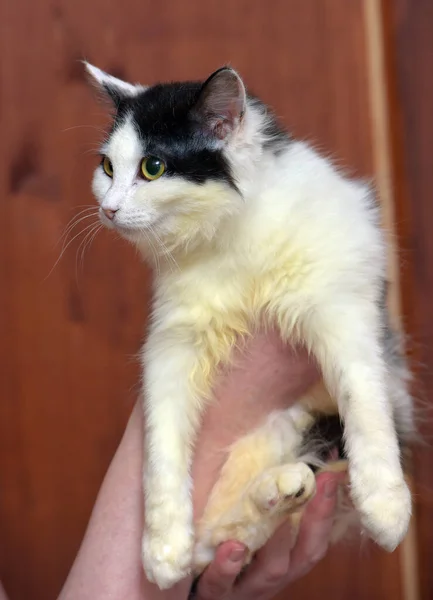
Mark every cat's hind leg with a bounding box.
[193,404,316,573]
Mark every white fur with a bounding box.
[84,62,146,96]
[89,71,412,588]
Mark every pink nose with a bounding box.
[103,208,117,221]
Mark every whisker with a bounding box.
[45,221,99,281]
[76,223,103,279]
[82,148,104,156]
[76,223,98,268]
[61,124,107,134]
[83,224,103,263]
[142,228,161,276]
[70,205,99,211]
[151,229,179,273]
[59,210,99,246]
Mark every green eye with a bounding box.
[141,156,165,181]
[102,156,113,177]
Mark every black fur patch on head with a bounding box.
[114,82,240,191]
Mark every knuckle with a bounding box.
[308,544,328,566]
[264,561,290,584]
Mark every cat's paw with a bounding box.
[252,463,316,513]
[142,524,193,589]
[143,495,193,589]
[354,478,411,551]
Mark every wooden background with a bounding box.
[388,1,433,598]
[0,1,431,599]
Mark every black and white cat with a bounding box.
[86,63,414,589]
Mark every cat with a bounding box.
[85,63,414,589]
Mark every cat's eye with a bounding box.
[141,156,165,181]
[102,156,114,178]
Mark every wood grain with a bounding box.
[385,1,433,599]
[0,1,403,599]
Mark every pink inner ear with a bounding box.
[195,68,246,140]
[207,89,244,139]
[226,92,245,123]
[214,119,236,140]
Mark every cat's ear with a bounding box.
[193,67,246,140]
[84,62,144,106]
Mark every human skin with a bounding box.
[195,474,341,600]
[57,332,341,600]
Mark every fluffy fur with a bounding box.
[86,63,414,589]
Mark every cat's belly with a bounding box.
[191,330,321,520]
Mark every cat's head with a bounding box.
[86,63,285,260]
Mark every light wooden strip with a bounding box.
[364,0,400,322]
[363,2,420,600]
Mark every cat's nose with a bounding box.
[102,208,118,221]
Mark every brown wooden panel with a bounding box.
[0,1,402,599]
[385,1,433,598]
[287,542,403,600]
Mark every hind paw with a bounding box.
[251,463,316,513]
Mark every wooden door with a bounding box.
[386,1,433,599]
[0,1,427,599]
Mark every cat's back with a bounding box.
[242,140,386,288]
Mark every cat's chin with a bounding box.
[100,218,159,242]
[115,224,170,253]
[114,225,147,245]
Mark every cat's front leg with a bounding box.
[142,328,209,589]
[310,301,411,551]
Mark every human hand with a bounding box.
[194,472,343,600]
[192,332,320,517]
[58,332,323,600]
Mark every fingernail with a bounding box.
[325,479,338,498]
[229,548,246,563]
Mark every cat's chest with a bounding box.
[163,248,318,333]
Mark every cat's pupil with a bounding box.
[146,157,161,176]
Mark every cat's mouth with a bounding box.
[99,208,138,232]
[99,207,116,229]
[99,208,165,237]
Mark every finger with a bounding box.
[233,519,294,599]
[195,541,246,600]
[289,473,343,579]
